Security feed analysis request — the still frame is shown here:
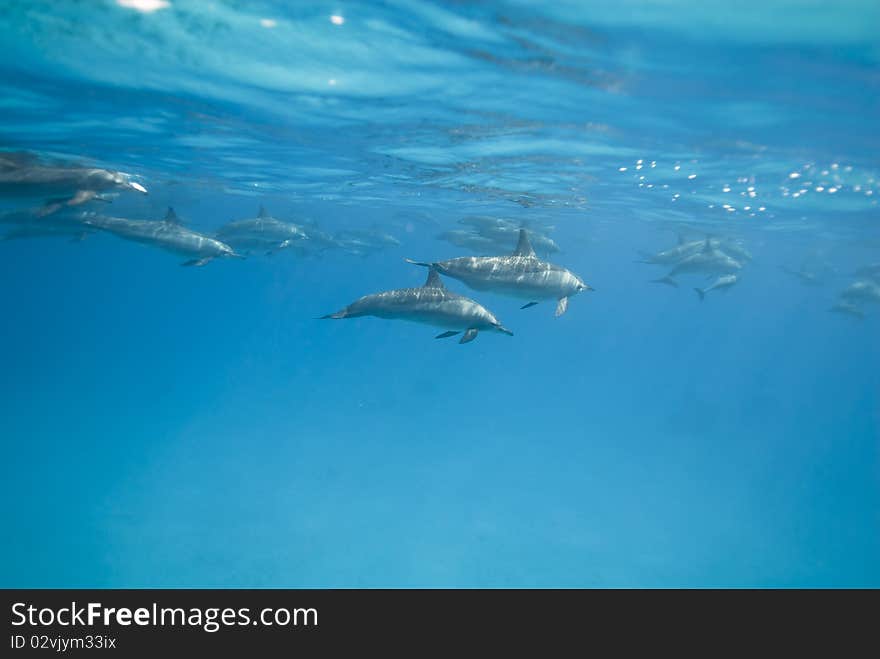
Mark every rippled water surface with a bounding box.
[1,1,878,586]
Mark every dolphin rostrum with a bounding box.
[694,274,738,300]
[214,205,309,255]
[0,151,147,209]
[320,267,513,344]
[84,207,242,266]
[407,229,591,317]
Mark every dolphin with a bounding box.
[458,216,559,255]
[638,234,749,265]
[667,240,743,278]
[0,205,93,241]
[320,267,513,343]
[84,207,242,266]
[437,230,502,254]
[829,301,865,320]
[407,229,592,316]
[214,206,309,255]
[839,280,880,305]
[334,227,401,257]
[694,274,738,301]
[636,234,705,265]
[477,225,560,256]
[0,151,147,208]
[780,265,823,286]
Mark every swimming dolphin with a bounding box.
[84,207,242,266]
[667,240,743,278]
[694,274,738,300]
[638,234,749,265]
[636,234,705,265]
[214,206,309,255]
[829,301,865,320]
[0,151,147,209]
[457,216,559,255]
[0,205,93,241]
[320,267,513,343]
[437,229,502,254]
[334,227,401,257]
[780,265,823,286]
[407,229,592,316]
[839,280,880,305]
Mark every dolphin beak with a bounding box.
[129,181,148,194]
[497,325,514,336]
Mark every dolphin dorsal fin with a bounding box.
[677,232,687,245]
[164,207,182,224]
[424,267,446,289]
[702,238,713,253]
[513,229,536,257]
[258,205,270,219]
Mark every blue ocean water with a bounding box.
[1,0,878,587]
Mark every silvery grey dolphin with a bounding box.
[214,205,309,255]
[457,216,559,256]
[839,280,880,305]
[667,239,743,279]
[694,274,738,301]
[829,301,865,320]
[437,229,500,254]
[0,151,147,208]
[0,206,92,242]
[638,234,750,265]
[84,207,242,266]
[780,265,823,287]
[334,226,401,257]
[407,229,591,316]
[320,267,513,344]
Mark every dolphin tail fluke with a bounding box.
[694,288,706,301]
[435,330,460,339]
[459,328,479,344]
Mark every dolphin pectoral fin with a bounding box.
[181,257,211,267]
[555,297,569,317]
[694,288,706,301]
[520,301,539,309]
[68,190,98,206]
[459,328,479,344]
[435,331,460,339]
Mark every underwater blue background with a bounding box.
[1,0,878,587]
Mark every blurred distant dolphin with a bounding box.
[0,151,147,209]
[667,239,742,278]
[321,267,513,344]
[407,229,591,316]
[215,205,309,255]
[84,207,242,266]
[840,280,880,305]
[694,274,738,300]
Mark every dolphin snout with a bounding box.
[495,324,514,336]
